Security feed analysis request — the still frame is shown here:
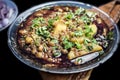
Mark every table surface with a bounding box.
[0,0,120,80]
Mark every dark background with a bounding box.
[0,0,119,80]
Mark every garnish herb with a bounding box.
[80,15,91,24]
[31,17,44,28]
[75,42,82,49]
[84,25,93,38]
[53,52,61,58]
[75,7,85,15]
[107,31,114,40]
[84,38,91,44]
[77,58,82,63]
[99,50,104,55]
[36,27,50,38]
[63,37,74,49]
[48,16,59,26]
[92,38,98,44]
[65,11,74,20]
[86,45,93,51]
[74,30,83,37]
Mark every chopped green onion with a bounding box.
[53,52,61,57]
[84,25,93,33]
[48,19,55,26]
[84,25,93,38]
[36,27,50,38]
[99,50,104,55]
[65,11,74,20]
[75,7,85,15]
[107,31,114,40]
[103,40,108,48]
[77,58,82,63]
[52,46,58,50]
[48,16,59,26]
[84,38,91,44]
[63,37,74,49]
[75,42,82,49]
[31,17,45,28]
[86,45,93,51]
[80,15,91,24]
[92,38,98,44]
[74,30,83,37]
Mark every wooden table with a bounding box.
[40,1,120,80]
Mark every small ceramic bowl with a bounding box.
[0,0,18,32]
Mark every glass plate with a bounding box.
[8,1,119,74]
[0,0,18,31]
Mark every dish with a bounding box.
[8,1,119,74]
[0,0,18,32]
[17,5,110,68]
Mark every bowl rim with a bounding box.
[8,1,120,74]
[0,0,18,32]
